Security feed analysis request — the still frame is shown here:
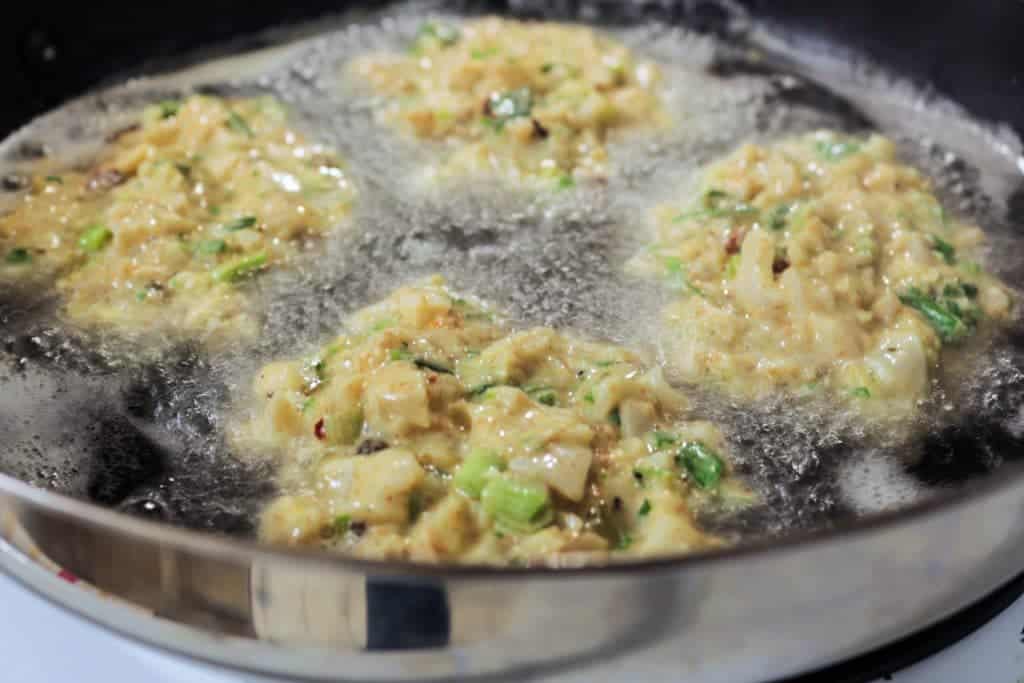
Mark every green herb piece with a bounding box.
[609,408,621,427]
[663,256,704,297]
[414,358,454,374]
[301,397,316,413]
[814,139,861,162]
[159,100,181,119]
[408,491,425,524]
[594,360,617,368]
[930,235,956,264]
[850,386,871,399]
[525,386,557,407]
[481,476,552,534]
[673,205,758,223]
[44,175,63,184]
[471,47,499,60]
[487,88,532,125]
[371,318,396,332]
[769,203,792,231]
[556,174,575,190]
[5,248,31,264]
[616,532,633,550]
[469,383,496,398]
[212,251,267,283]
[416,21,461,47]
[389,347,413,362]
[583,390,595,404]
[454,450,504,499]
[724,253,741,280]
[195,239,226,255]
[961,261,982,276]
[226,111,254,138]
[208,205,222,216]
[637,499,651,517]
[899,287,972,344]
[78,224,113,252]
[333,514,351,536]
[650,431,678,450]
[676,441,724,490]
[540,62,555,73]
[224,215,257,232]
[135,289,148,302]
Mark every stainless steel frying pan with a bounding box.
[1,1,1023,680]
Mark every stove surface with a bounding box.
[3,571,1021,683]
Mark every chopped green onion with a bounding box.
[212,251,267,283]
[468,383,496,398]
[638,499,651,517]
[482,476,553,534]
[583,390,595,404]
[44,175,63,184]
[724,253,740,279]
[417,21,461,47]
[454,450,504,499]
[159,100,181,119]
[5,248,31,264]
[78,224,113,252]
[224,216,257,232]
[556,174,575,190]
[650,431,678,450]
[540,62,555,73]
[408,491,425,524]
[676,441,724,490]
[850,386,871,399]
[930,235,956,264]
[471,47,499,60]
[769,203,792,231]
[195,239,226,255]
[899,287,971,344]
[664,256,704,296]
[226,111,254,137]
[414,358,454,374]
[615,532,633,550]
[525,386,557,406]
[814,139,861,161]
[389,347,413,362]
[333,514,351,535]
[487,88,532,123]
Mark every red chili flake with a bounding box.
[314,417,326,440]
[57,569,79,584]
[772,257,790,274]
[724,230,743,255]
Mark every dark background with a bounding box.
[1,1,1022,136]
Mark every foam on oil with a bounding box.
[1,0,1022,541]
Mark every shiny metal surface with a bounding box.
[2,465,1023,682]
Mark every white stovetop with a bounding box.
[3,571,1022,683]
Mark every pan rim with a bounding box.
[2,455,1022,580]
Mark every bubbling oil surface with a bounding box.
[0,0,1022,542]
